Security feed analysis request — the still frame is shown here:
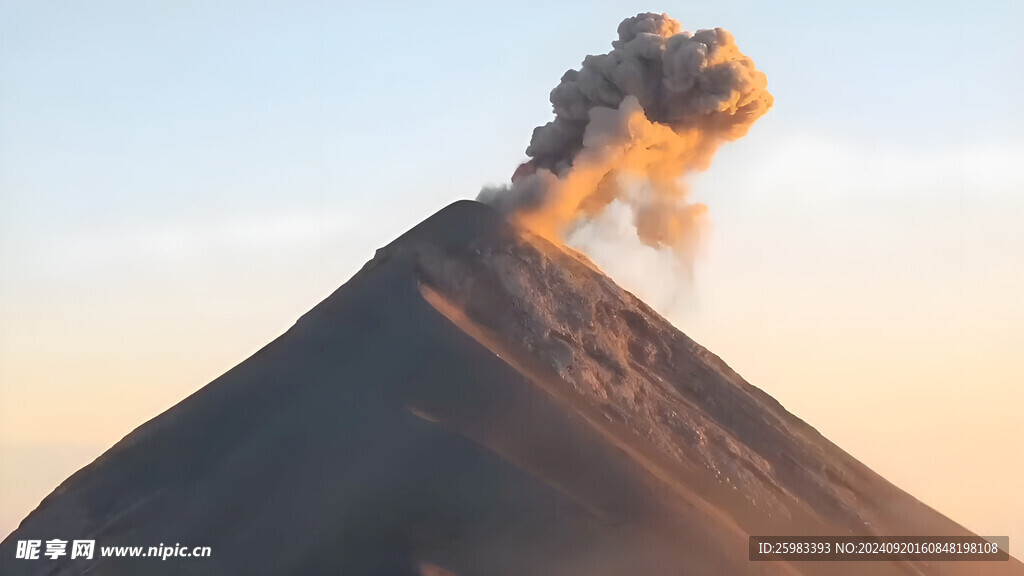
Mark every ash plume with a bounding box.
[479,12,772,259]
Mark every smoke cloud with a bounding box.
[479,12,772,260]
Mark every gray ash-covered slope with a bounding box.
[2,200,1019,576]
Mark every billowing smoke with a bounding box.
[479,12,772,261]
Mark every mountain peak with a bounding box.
[357,201,863,532]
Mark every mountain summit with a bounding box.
[2,200,1019,575]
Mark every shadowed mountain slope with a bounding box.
[2,200,1019,575]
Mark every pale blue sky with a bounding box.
[2,1,1020,253]
[1,0,1022,553]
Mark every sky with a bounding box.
[1,0,1022,555]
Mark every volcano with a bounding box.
[1,200,1019,575]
